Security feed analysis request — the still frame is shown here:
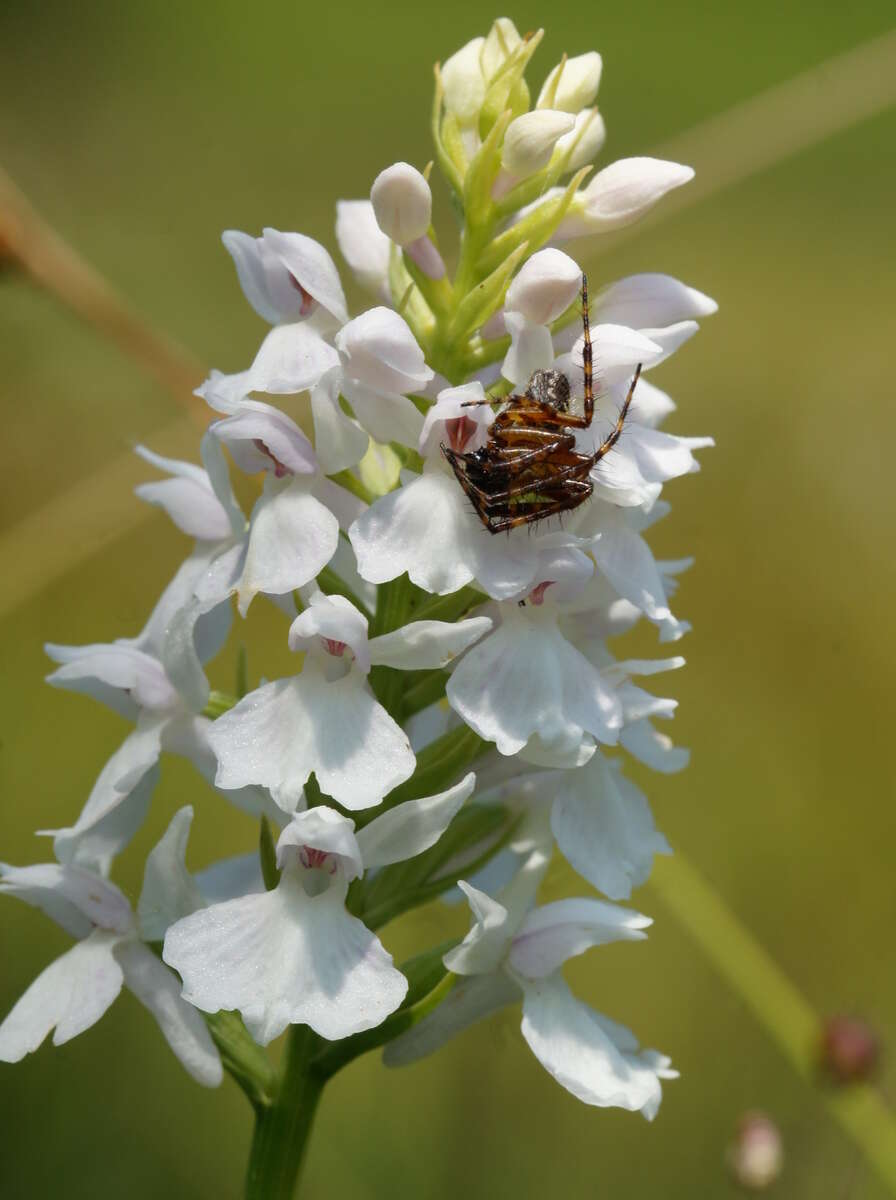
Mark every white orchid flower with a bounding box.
[385,844,675,1118]
[0,813,221,1087]
[164,778,474,1044]
[207,592,491,811]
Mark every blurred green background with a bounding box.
[2,1,895,1196]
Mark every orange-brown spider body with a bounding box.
[442,273,642,533]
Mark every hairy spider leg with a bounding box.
[581,271,593,424]
[443,430,576,482]
[588,364,642,467]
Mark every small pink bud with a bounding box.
[727,1111,783,1190]
[820,1015,881,1084]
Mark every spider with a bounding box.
[442,273,642,533]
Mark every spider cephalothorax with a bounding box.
[442,273,642,533]
[526,368,571,412]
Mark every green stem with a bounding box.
[650,854,896,1196]
[204,1011,277,1111]
[244,1027,325,1200]
[369,574,415,720]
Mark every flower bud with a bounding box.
[537,51,603,112]
[555,108,607,172]
[727,1112,783,1190]
[371,162,432,246]
[505,248,582,325]
[820,1015,881,1083]
[480,17,523,80]
[441,37,486,126]
[502,110,576,177]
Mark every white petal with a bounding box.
[589,511,673,623]
[164,873,407,1043]
[129,546,233,665]
[115,939,222,1085]
[505,249,582,326]
[335,200,391,300]
[595,273,716,329]
[368,616,493,671]
[357,773,475,869]
[371,162,432,246]
[237,476,339,616]
[581,157,694,230]
[209,665,414,811]
[384,971,520,1066]
[551,753,671,899]
[194,853,266,904]
[262,227,349,326]
[0,932,123,1060]
[221,230,283,324]
[537,51,602,112]
[502,313,555,387]
[520,975,662,1113]
[444,882,513,975]
[45,642,177,718]
[446,608,622,757]
[349,468,540,600]
[502,110,576,176]
[340,377,425,448]
[201,323,340,406]
[277,807,363,880]
[209,402,317,477]
[510,897,650,980]
[46,724,162,875]
[310,367,369,475]
[620,720,690,774]
[288,591,370,671]
[138,806,205,941]
[568,324,663,388]
[441,37,486,124]
[134,446,232,542]
[0,862,132,934]
[639,320,700,368]
[336,307,433,396]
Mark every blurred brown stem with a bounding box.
[0,164,207,422]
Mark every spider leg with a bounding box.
[581,272,593,426]
[589,364,642,465]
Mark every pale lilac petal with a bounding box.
[262,228,349,325]
[44,723,162,875]
[444,882,513,975]
[115,940,222,1085]
[368,616,493,671]
[357,773,476,869]
[520,975,663,1114]
[510,897,650,979]
[44,642,177,718]
[137,807,205,942]
[209,403,317,477]
[595,273,717,329]
[0,932,123,1060]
